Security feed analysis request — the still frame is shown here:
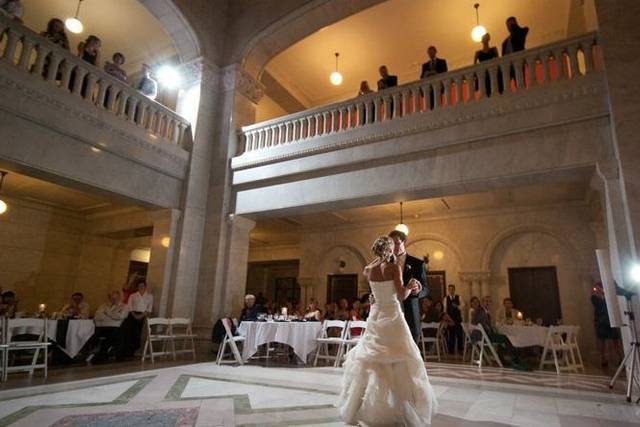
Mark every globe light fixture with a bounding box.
[631,263,640,284]
[394,202,409,236]
[329,52,343,86]
[471,3,487,42]
[0,171,8,215]
[157,65,182,89]
[433,250,444,261]
[65,0,85,34]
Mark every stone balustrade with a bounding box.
[0,14,190,148]
[238,32,600,156]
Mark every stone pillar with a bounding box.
[594,1,640,288]
[478,272,491,299]
[218,215,256,318]
[147,209,180,316]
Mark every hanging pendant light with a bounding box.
[329,52,343,86]
[65,0,85,34]
[0,171,8,215]
[394,202,409,236]
[471,3,487,42]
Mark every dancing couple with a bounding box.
[339,230,438,426]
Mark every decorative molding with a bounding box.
[0,72,189,174]
[222,65,265,104]
[458,271,491,282]
[178,57,220,88]
[232,75,607,170]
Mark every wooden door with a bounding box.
[274,277,300,304]
[427,270,446,303]
[326,274,358,304]
[508,266,562,325]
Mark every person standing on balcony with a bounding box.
[501,16,529,55]
[376,65,397,90]
[77,35,102,67]
[0,0,24,23]
[104,52,128,83]
[40,18,69,50]
[357,80,373,96]
[420,45,448,79]
[474,33,500,95]
[136,64,158,100]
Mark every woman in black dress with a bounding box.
[474,33,501,96]
[591,282,623,367]
[69,35,101,96]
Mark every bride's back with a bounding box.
[365,262,396,283]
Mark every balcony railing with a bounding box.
[238,32,600,156]
[0,14,190,148]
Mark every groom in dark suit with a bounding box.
[389,230,430,342]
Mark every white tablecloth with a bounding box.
[496,324,549,348]
[237,321,323,363]
[8,319,95,358]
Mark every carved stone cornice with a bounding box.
[178,57,219,87]
[221,65,265,104]
[458,271,491,282]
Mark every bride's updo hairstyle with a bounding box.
[372,236,394,261]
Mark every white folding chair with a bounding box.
[469,323,503,369]
[438,323,449,358]
[419,322,441,362]
[461,323,473,362]
[567,325,584,372]
[539,325,579,374]
[168,318,197,360]
[216,317,245,365]
[313,320,347,367]
[5,318,50,381]
[0,317,7,381]
[141,317,173,364]
[338,320,367,366]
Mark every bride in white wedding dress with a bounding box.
[338,236,438,426]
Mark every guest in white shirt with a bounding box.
[90,291,129,363]
[120,281,153,358]
[495,297,520,325]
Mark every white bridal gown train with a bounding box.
[338,280,438,426]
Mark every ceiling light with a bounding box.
[65,0,85,34]
[157,65,182,88]
[471,3,487,42]
[329,52,343,86]
[433,250,444,261]
[394,202,409,236]
[0,171,8,215]
[631,263,640,284]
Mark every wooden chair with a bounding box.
[5,318,50,381]
[313,320,348,367]
[469,323,503,369]
[141,317,173,364]
[168,318,197,360]
[216,317,245,365]
[539,325,580,374]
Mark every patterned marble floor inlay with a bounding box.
[50,407,199,427]
[0,362,638,427]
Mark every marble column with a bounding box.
[595,0,640,286]
[147,209,180,317]
[219,215,256,317]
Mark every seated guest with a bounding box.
[469,296,493,343]
[420,45,448,79]
[137,64,158,100]
[239,294,265,322]
[91,291,129,363]
[324,302,337,320]
[377,65,397,90]
[0,291,18,318]
[482,295,493,326]
[358,80,373,96]
[304,300,323,321]
[335,298,350,321]
[350,300,362,320]
[40,18,70,50]
[359,294,371,321]
[104,52,128,83]
[501,16,529,56]
[420,296,439,322]
[495,297,520,325]
[0,0,24,22]
[119,281,153,358]
[58,292,90,319]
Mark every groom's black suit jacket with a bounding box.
[401,254,429,342]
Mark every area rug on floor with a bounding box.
[50,407,199,427]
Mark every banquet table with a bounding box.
[237,321,323,363]
[495,324,549,348]
[8,319,95,358]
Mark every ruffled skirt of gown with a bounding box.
[338,299,438,426]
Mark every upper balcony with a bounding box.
[231,32,610,215]
[0,14,192,208]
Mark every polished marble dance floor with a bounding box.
[0,362,638,426]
